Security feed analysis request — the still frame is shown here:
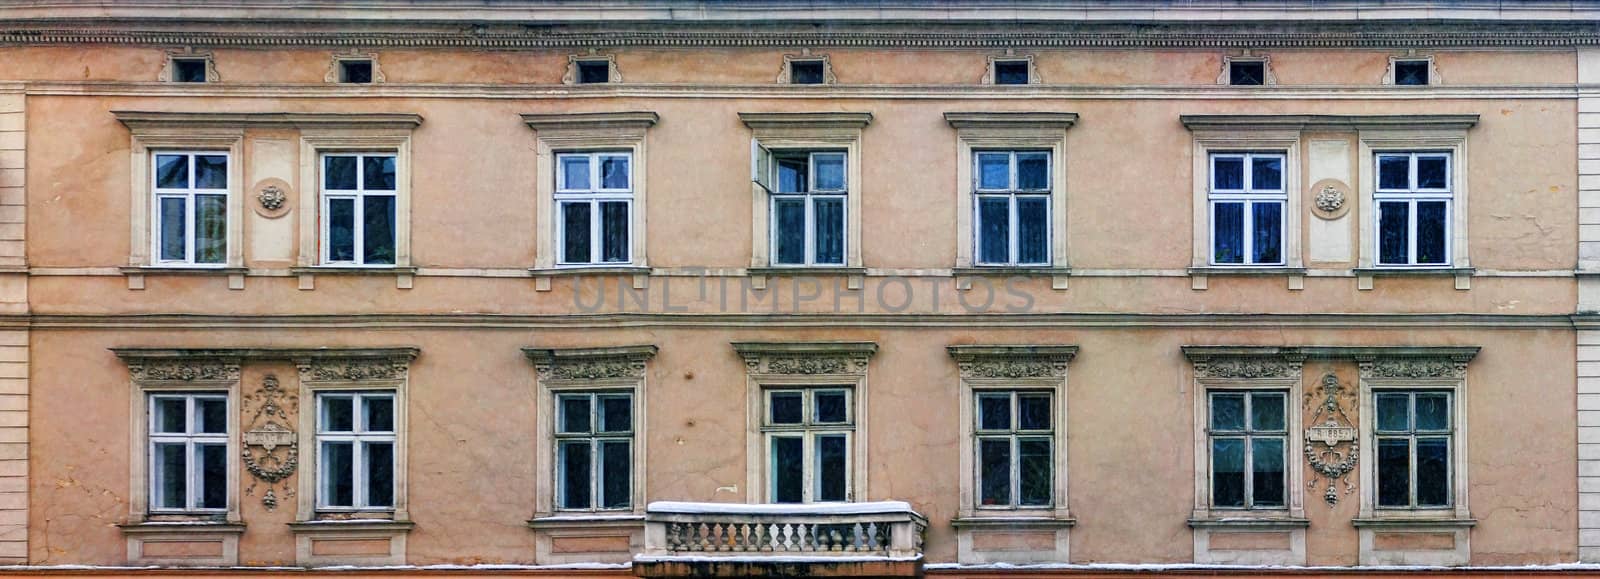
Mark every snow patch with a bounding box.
[646,500,917,516]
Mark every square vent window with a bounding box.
[1394,60,1431,86]
[577,60,611,84]
[338,59,374,84]
[789,60,825,85]
[171,58,208,83]
[994,60,1030,85]
[1229,61,1266,86]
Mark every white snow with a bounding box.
[635,555,921,563]
[646,500,917,516]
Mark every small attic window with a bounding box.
[576,60,611,84]
[171,58,208,83]
[1394,60,1430,86]
[994,60,1030,85]
[789,60,825,85]
[1229,60,1266,86]
[338,59,374,84]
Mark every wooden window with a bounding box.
[763,387,854,503]
[151,151,229,266]
[316,391,396,511]
[974,150,1052,266]
[974,390,1054,509]
[320,153,399,266]
[555,152,633,265]
[1208,152,1287,266]
[1374,152,1452,267]
[148,392,230,513]
[554,391,634,511]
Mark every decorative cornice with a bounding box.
[1182,347,1305,380]
[1182,345,1480,380]
[944,112,1078,130]
[522,344,658,381]
[738,112,873,130]
[297,356,414,383]
[1356,350,1479,380]
[733,341,877,376]
[1181,114,1479,132]
[946,345,1077,379]
[521,111,659,131]
[120,356,241,383]
[111,111,423,131]
[112,347,420,360]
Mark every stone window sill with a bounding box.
[951,515,1076,529]
[953,266,1070,291]
[1188,517,1309,529]
[121,266,248,275]
[530,265,651,291]
[1353,267,1475,277]
[288,519,415,533]
[291,266,417,275]
[1188,266,1306,276]
[1351,517,1476,529]
[748,266,867,276]
[528,513,646,530]
[119,521,246,534]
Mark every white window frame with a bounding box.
[765,150,848,267]
[761,387,855,503]
[314,391,398,512]
[1203,389,1291,511]
[318,152,400,267]
[973,149,1053,267]
[554,151,634,266]
[1372,152,1454,267]
[526,112,656,272]
[146,392,231,514]
[1207,152,1288,267]
[736,342,876,506]
[297,127,416,271]
[1356,128,1470,272]
[972,389,1056,510]
[742,113,869,270]
[552,390,636,512]
[1186,130,1302,273]
[150,151,231,267]
[947,113,1074,273]
[525,345,655,521]
[119,354,243,524]
[294,353,414,523]
[1371,389,1456,510]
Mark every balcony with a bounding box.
[635,501,927,577]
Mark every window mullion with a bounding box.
[1009,195,1020,265]
[805,195,816,266]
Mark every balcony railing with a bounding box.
[641,501,927,558]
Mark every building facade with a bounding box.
[0,0,1596,574]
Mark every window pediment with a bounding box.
[733,341,877,376]
[522,345,658,381]
[947,345,1077,379]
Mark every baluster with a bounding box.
[695,522,710,551]
[737,522,753,551]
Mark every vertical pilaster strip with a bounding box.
[0,84,26,564]
[1577,49,1600,563]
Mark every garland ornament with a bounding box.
[1305,372,1358,505]
[242,374,299,510]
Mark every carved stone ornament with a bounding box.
[242,374,298,510]
[1305,372,1359,505]
[527,345,658,382]
[158,47,219,83]
[775,48,836,85]
[948,346,1075,380]
[545,358,647,380]
[298,357,410,383]
[1310,178,1351,220]
[743,352,870,376]
[1358,357,1468,380]
[562,50,622,84]
[129,359,241,383]
[325,49,384,84]
[1191,357,1300,379]
[251,178,292,218]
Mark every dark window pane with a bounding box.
[1252,202,1282,264]
[1378,156,1411,190]
[155,397,187,433]
[1417,156,1448,189]
[772,437,804,503]
[196,398,227,434]
[199,443,227,509]
[194,194,226,264]
[994,61,1029,85]
[327,198,355,262]
[814,391,847,423]
[977,154,1009,190]
[1251,156,1282,190]
[773,198,806,265]
[1017,153,1049,190]
[155,442,186,509]
[1251,437,1285,507]
[340,60,373,84]
[978,197,1010,264]
[599,395,631,433]
[769,392,803,425]
[559,395,591,434]
[1416,201,1447,265]
[1379,202,1410,265]
[1395,61,1430,86]
[1212,157,1244,190]
[363,396,394,432]
[324,156,357,190]
[577,61,610,84]
[1212,202,1244,264]
[156,154,188,189]
[600,201,629,263]
[814,198,845,265]
[173,59,208,83]
[979,438,1011,506]
[1210,393,1245,431]
[323,441,354,507]
[561,202,591,263]
[789,61,824,85]
[600,156,630,190]
[1016,197,1049,264]
[1019,438,1051,506]
[1229,61,1265,86]
[195,155,227,189]
[1376,394,1410,432]
[1211,438,1245,507]
[560,156,590,190]
[1377,438,1411,507]
[322,397,354,432]
[159,197,187,262]
[363,156,396,191]
[1251,393,1285,432]
[816,434,848,502]
[559,441,592,509]
[600,440,631,509]
[362,195,396,265]
[1416,394,1450,431]
[365,441,394,507]
[1018,394,1051,431]
[813,154,845,191]
[1416,437,1450,507]
[776,158,807,193]
[978,394,1011,431]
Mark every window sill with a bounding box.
[950,515,1076,529]
[1353,267,1474,277]
[1352,517,1476,529]
[1188,267,1306,276]
[953,266,1071,276]
[291,266,417,275]
[121,266,247,275]
[531,265,650,275]
[528,513,646,530]
[119,521,246,534]
[288,519,415,533]
[748,266,867,277]
[1188,517,1309,529]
